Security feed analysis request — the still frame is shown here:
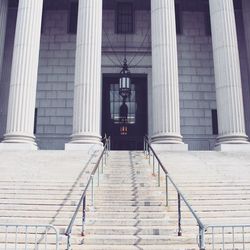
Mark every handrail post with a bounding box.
[158,162,160,187]
[199,226,206,250]
[153,155,155,175]
[97,165,100,187]
[101,156,104,174]
[66,233,71,250]
[165,174,168,207]
[91,175,94,207]
[81,196,86,236]
[105,149,107,165]
[106,141,109,157]
[178,193,182,236]
[149,148,151,164]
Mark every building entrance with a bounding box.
[102,74,148,150]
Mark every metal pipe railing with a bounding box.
[144,136,205,249]
[205,224,250,250]
[0,224,59,249]
[144,136,250,250]
[65,137,110,250]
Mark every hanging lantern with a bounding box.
[119,59,131,99]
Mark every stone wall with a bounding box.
[36,10,75,149]
[178,11,216,150]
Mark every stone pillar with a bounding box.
[65,0,103,150]
[0,0,43,150]
[151,0,187,151]
[209,0,249,151]
[0,0,8,80]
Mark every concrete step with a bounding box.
[90,206,167,212]
[69,245,198,250]
[82,234,197,245]
[85,211,168,219]
[84,226,179,235]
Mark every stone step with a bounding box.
[84,226,183,235]
[89,206,167,212]
[90,190,166,196]
[82,234,197,245]
[0,243,59,250]
[69,245,198,250]
[83,218,196,227]
[0,204,77,211]
[0,233,67,245]
[85,211,168,219]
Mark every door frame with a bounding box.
[101,73,148,150]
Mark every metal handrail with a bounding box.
[0,224,59,249]
[143,136,206,249]
[144,136,250,250]
[65,137,110,250]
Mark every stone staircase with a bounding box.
[78,151,198,250]
[1,150,250,249]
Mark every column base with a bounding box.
[65,133,103,151]
[216,134,249,145]
[151,133,184,144]
[151,143,188,152]
[0,133,38,150]
[215,143,250,152]
[151,133,188,151]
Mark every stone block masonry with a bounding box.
[37,11,75,149]
[178,12,216,150]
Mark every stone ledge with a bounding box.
[0,143,38,151]
[65,143,103,152]
[151,143,188,152]
[214,144,250,152]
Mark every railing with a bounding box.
[65,137,110,250]
[144,136,250,250]
[205,224,250,250]
[0,224,59,250]
[144,136,206,249]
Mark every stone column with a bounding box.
[65,0,102,150]
[151,0,187,151]
[209,0,249,151]
[0,0,8,80]
[0,0,43,150]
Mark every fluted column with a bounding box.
[151,0,186,150]
[209,0,249,148]
[1,0,43,150]
[66,0,102,149]
[0,0,8,81]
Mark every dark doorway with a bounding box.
[102,74,148,150]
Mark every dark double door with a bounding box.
[102,75,148,150]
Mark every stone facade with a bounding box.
[0,0,250,150]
